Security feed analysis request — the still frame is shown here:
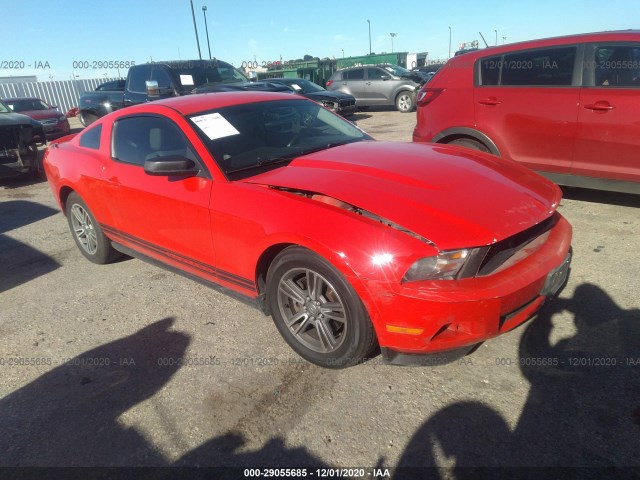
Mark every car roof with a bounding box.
[3,97,43,102]
[125,91,302,116]
[454,30,640,61]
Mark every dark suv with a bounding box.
[326,65,420,112]
[413,30,640,194]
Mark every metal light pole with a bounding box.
[448,26,452,59]
[342,49,344,58]
[390,33,397,53]
[202,5,212,59]
[190,0,202,60]
[367,20,371,55]
[494,29,498,46]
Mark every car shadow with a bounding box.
[396,283,640,478]
[0,200,61,293]
[349,112,373,122]
[561,186,640,208]
[0,200,58,234]
[0,149,48,188]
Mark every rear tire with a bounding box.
[65,192,121,264]
[267,246,377,368]
[395,91,415,113]
[448,138,490,153]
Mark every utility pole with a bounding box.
[190,0,202,60]
[367,20,371,55]
[494,29,498,46]
[390,33,397,53]
[448,26,452,59]
[202,5,212,59]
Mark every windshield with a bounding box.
[174,61,248,89]
[382,64,410,76]
[5,99,50,111]
[282,79,324,94]
[188,99,371,180]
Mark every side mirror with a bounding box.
[144,155,199,177]
[146,80,160,97]
[380,75,391,81]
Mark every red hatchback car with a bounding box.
[44,92,572,367]
[413,30,640,195]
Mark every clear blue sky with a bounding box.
[1,0,635,81]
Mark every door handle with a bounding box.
[366,82,371,86]
[584,102,615,111]
[479,97,501,106]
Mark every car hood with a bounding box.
[19,109,61,120]
[244,141,561,249]
[305,90,354,102]
[0,112,37,127]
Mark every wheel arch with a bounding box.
[253,239,377,321]
[432,127,501,156]
[58,185,75,215]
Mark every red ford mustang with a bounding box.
[44,92,572,368]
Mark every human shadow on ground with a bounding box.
[0,318,190,466]
[397,283,640,479]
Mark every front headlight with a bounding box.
[403,248,484,282]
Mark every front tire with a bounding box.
[65,192,121,264]
[267,247,377,368]
[395,91,415,113]
[79,112,98,127]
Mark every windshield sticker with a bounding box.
[191,113,240,140]
[290,83,302,91]
[180,74,195,86]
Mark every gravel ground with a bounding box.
[0,109,639,476]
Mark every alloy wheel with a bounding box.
[276,268,348,353]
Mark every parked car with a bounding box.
[413,30,640,194]
[257,77,357,116]
[411,69,437,83]
[4,97,70,139]
[326,65,420,112]
[0,100,45,178]
[44,92,572,368]
[78,60,284,127]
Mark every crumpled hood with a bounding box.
[245,141,561,249]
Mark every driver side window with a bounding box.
[112,116,197,166]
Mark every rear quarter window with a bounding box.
[79,125,102,150]
[479,46,577,86]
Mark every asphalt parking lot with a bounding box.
[1,110,639,475]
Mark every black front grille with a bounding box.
[478,213,558,276]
